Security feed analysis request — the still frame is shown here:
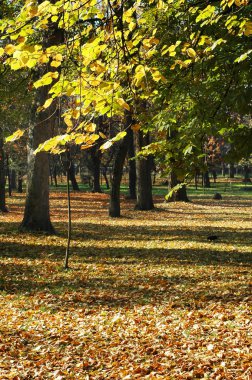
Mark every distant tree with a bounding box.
[0,127,7,212]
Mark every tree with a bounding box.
[135,0,252,195]
[135,130,154,210]
[19,16,64,232]
[0,127,7,212]
[109,115,131,217]
[1,0,251,215]
[127,128,137,199]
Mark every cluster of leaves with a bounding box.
[1,0,251,164]
[0,190,251,378]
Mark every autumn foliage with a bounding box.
[0,192,251,379]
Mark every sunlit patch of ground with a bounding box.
[0,190,251,379]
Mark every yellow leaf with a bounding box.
[28,5,38,17]
[26,58,37,68]
[39,54,49,64]
[85,123,96,133]
[51,15,58,22]
[10,60,23,70]
[116,98,130,111]
[112,131,127,142]
[71,109,80,119]
[55,53,63,61]
[0,47,4,56]
[99,132,107,139]
[152,70,164,82]
[51,60,61,67]
[129,22,136,31]
[43,98,53,109]
[81,144,93,150]
[90,79,101,86]
[5,44,15,55]
[244,21,252,36]
[186,48,197,58]
[50,72,59,79]
[235,0,248,5]
[5,129,24,143]
[88,134,100,143]
[75,134,88,145]
[64,115,73,128]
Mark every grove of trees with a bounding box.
[0,0,251,230]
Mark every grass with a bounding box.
[49,175,252,199]
[0,184,251,379]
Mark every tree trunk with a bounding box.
[20,21,63,232]
[127,128,136,199]
[18,171,23,193]
[20,102,55,232]
[204,171,211,188]
[221,162,226,177]
[102,167,110,189]
[11,169,17,190]
[90,147,102,193]
[0,128,8,212]
[135,131,154,210]
[229,163,235,178]
[243,165,251,183]
[167,171,189,202]
[69,159,80,191]
[6,154,12,197]
[109,115,131,217]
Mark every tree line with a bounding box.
[0,0,251,233]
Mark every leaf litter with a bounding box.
[0,192,251,379]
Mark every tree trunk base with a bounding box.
[166,197,190,203]
[109,210,121,217]
[0,207,9,213]
[19,219,56,234]
[92,189,103,193]
[134,203,155,211]
[125,195,137,200]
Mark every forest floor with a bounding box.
[0,190,251,379]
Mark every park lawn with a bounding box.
[0,191,251,379]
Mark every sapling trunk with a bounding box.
[64,152,72,270]
[6,154,11,197]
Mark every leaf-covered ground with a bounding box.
[0,191,251,379]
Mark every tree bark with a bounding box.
[0,128,8,212]
[11,169,17,190]
[221,162,226,177]
[135,131,154,210]
[109,115,131,217]
[17,171,23,193]
[90,147,102,193]
[243,165,251,183]
[6,154,11,197]
[203,171,211,188]
[20,22,63,232]
[127,128,136,199]
[20,95,55,232]
[229,163,235,178]
[69,159,80,191]
[102,167,110,189]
